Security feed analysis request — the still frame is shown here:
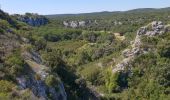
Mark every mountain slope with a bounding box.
[1,7,170,100]
[0,10,67,100]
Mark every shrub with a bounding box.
[0,19,10,29]
[81,66,104,86]
[45,75,60,87]
[104,69,119,93]
[0,80,14,93]
[10,65,24,76]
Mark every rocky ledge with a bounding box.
[112,21,170,73]
[17,51,67,100]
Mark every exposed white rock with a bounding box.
[19,51,67,100]
[63,21,69,27]
[114,21,123,26]
[79,21,86,27]
[112,58,131,73]
[112,21,167,73]
[122,49,131,58]
[14,13,48,26]
[70,21,78,28]
[63,20,92,28]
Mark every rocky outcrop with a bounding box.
[137,21,165,36]
[19,51,67,100]
[14,13,48,26]
[63,20,93,28]
[113,21,123,26]
[1,10,66,100]
[112,21,168,73]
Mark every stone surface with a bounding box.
[63,20,92,28]
[112,21,167,73]
[19,51,67,100]
[14,13,48,26]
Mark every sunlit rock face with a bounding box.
[112,21,168,73]
[14,13,49,26]
[137,21,165,36]
[17,51,67,100]
[63,20,92,28]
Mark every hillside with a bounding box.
[46,7,170,18]
[0,7,170,100]
[0,10,67,100]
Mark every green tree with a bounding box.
[104,69,119,94]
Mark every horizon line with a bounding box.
[3,6,170,15]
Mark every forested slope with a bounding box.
[0,7,170,100]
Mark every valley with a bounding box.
[0,7,170,100]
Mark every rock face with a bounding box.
[1,10,66,100]
[113,21,123,26]
[137,21,165,36]
[14,13,48,26]
[63,20,92,28]
[19,51,67,100]
[112,21,168,73]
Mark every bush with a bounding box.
[42,49,63,71]
[0,19,10,29]
[34,38,47,50]
[104,69,119,93]
[45,75,60,88]
[81,66,104,86]
[83,31,99,42]
[10,65,24,76]
[158,42,170,58]
[5,49,25,77]
[0,80,14,93]
[5,53,24,67]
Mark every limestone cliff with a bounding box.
[18,51,67,100]
[112,21,169,73]
[14,13,48,26]
[63,20,93,28]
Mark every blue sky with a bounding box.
[0,0,170,15]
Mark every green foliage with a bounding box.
[0,80,15,99]
[77,51,91,65]
[0,80,14,93]
[81,65,103,85]
[0,19,10,29]
[41,49,63,71]
[122,52,170,100]
[2,7,170,100]
[104,69,119,94]
[45,75,60,88]
[5,49,24,76]
[34,37,47,50]
[158,41,170,58]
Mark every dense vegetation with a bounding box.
[0,7,170,100]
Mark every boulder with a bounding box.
[137,27,147,35]
[150,21,165,35]
[122,49,131,58]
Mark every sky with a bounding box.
[0,0,170,15]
